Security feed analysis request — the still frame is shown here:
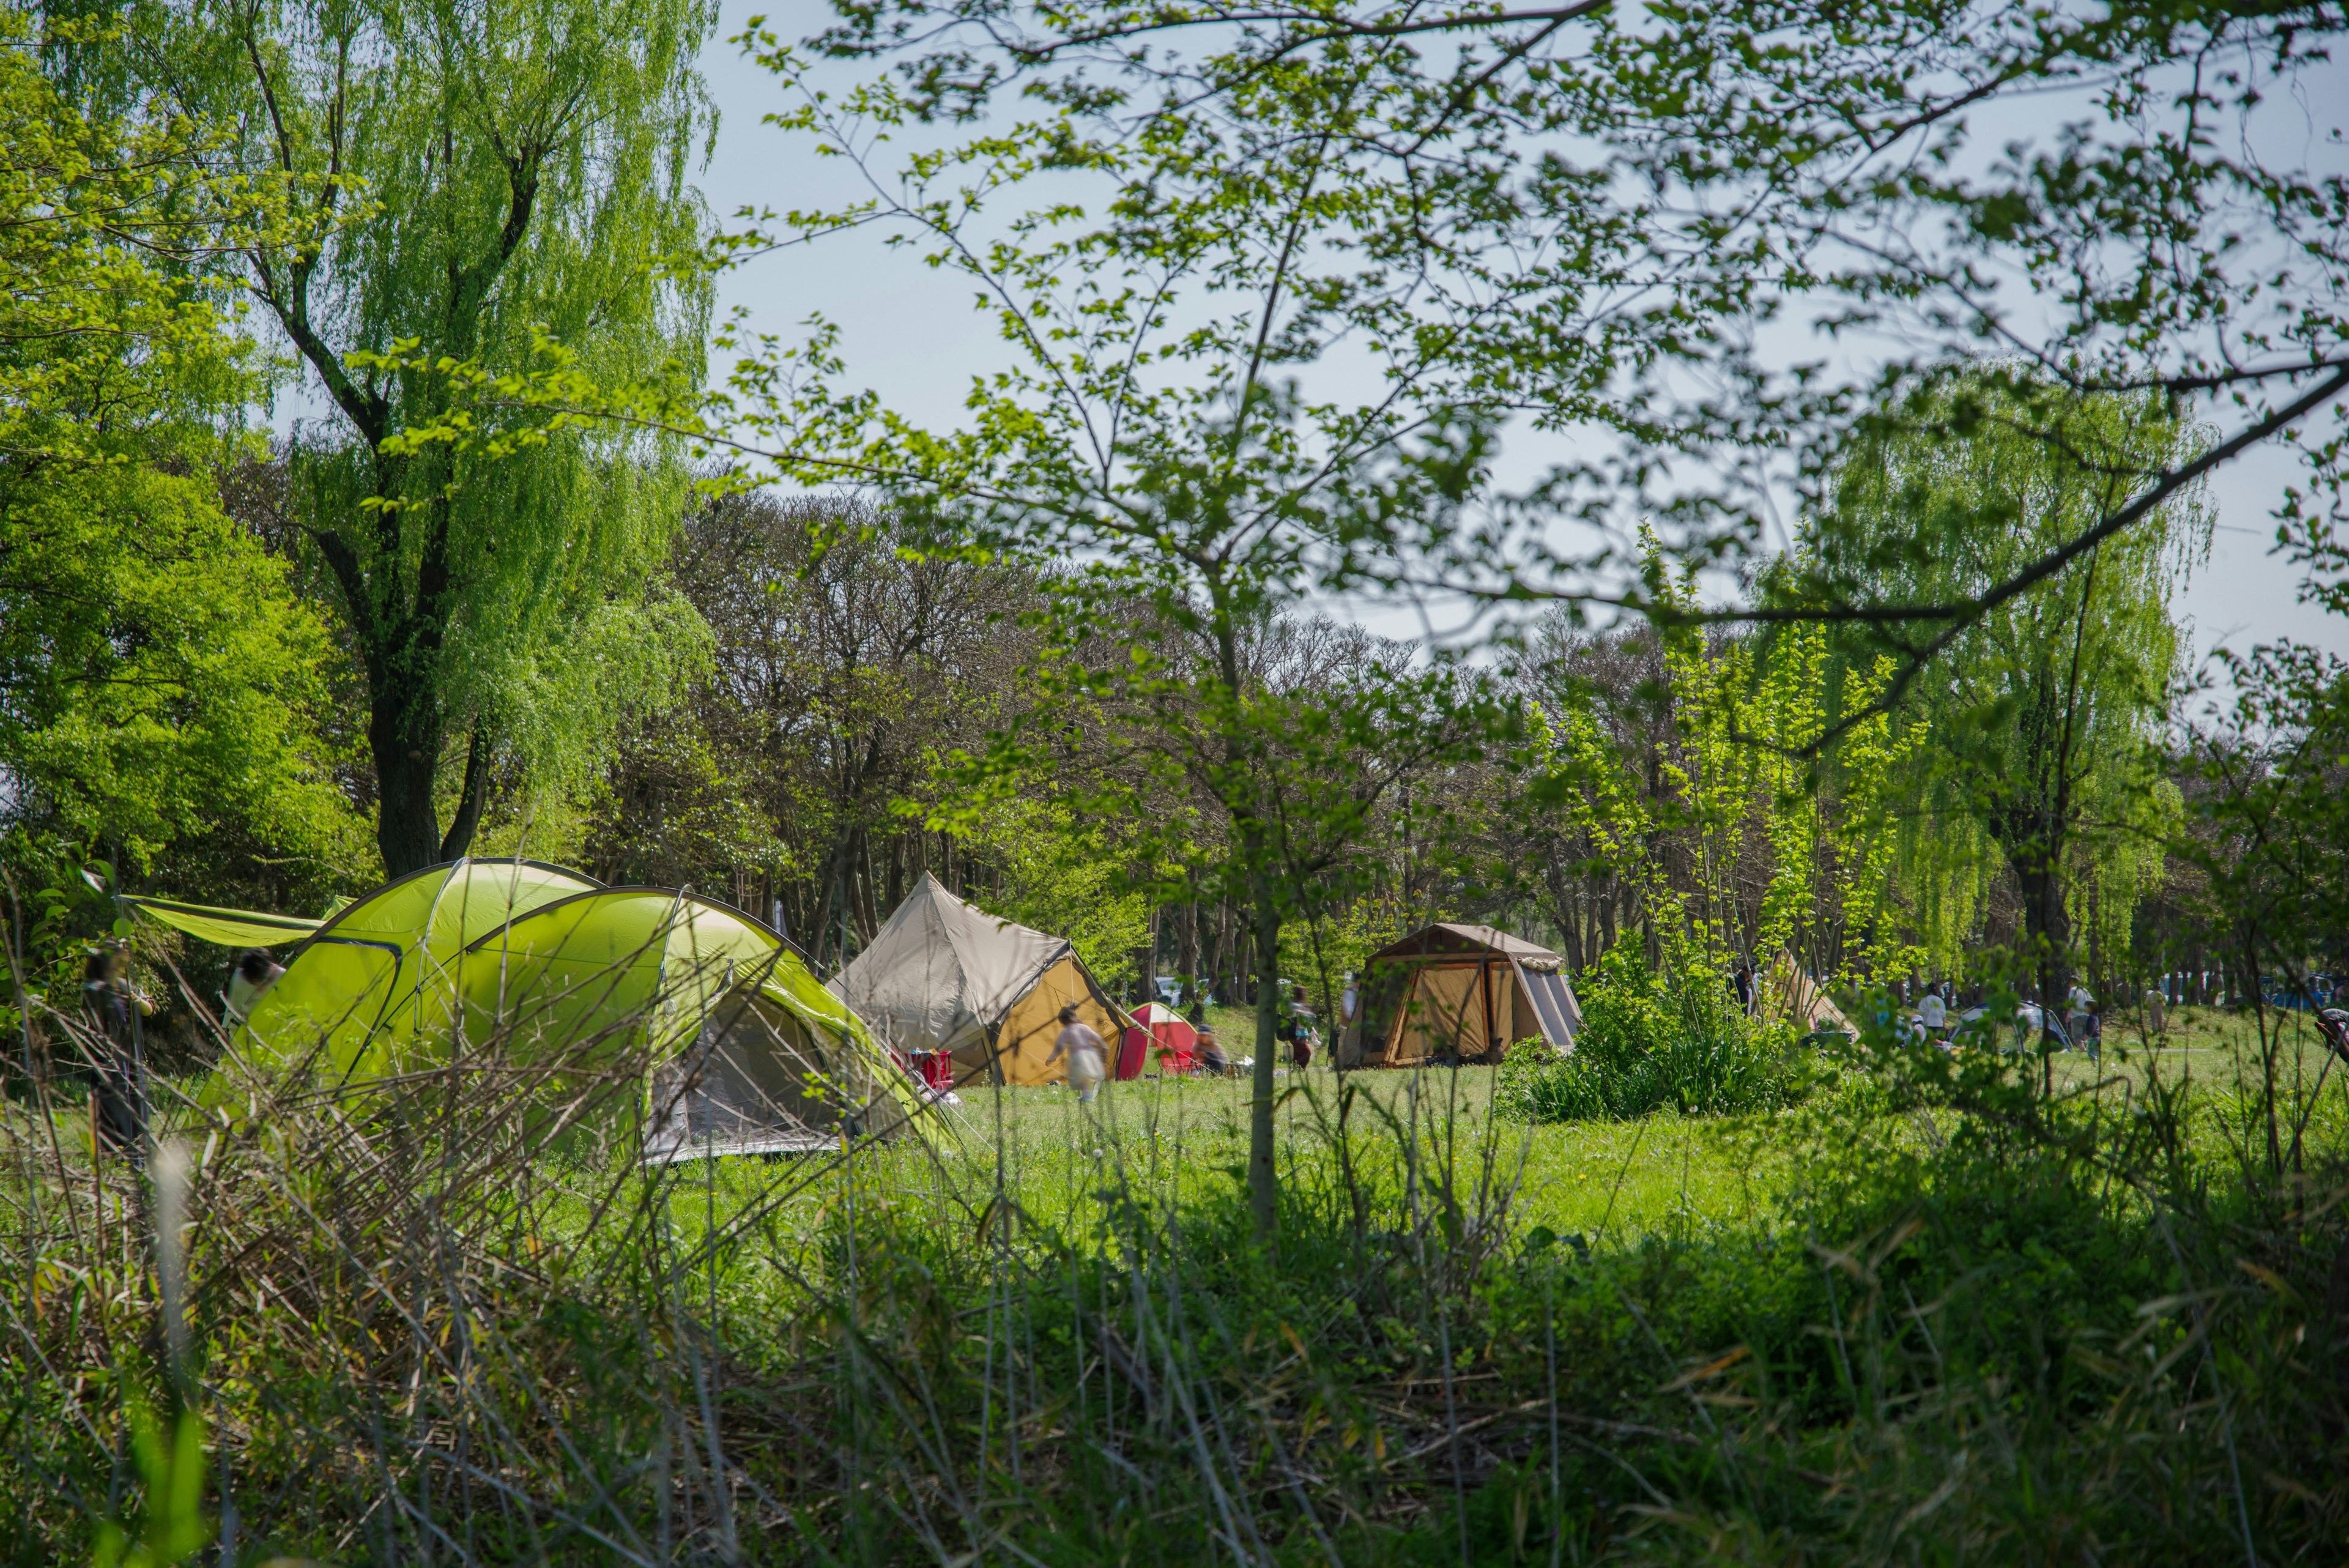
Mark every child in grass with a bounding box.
[1047,1005,1107,1103]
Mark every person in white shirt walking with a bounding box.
[1046,1005,1107,1104]
[1917,981,1948,1046]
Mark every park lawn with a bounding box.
[91,1002,2332,1328]
[714,1061,1794,1268]
[507,1003,2343,1310]
[859,1002,2340,1252]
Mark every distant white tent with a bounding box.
[829,874,1131,1086]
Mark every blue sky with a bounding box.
[691,2,2337,687]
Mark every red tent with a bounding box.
[1130,1002,1200,1074]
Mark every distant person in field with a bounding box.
[1918,981,1948,1044]
[1196,1027,1230,1077]
[80,945,152,1154]
[2068,981,2100,1055]
[1047,1004,1107,1104]
[1284,984,1316,1068]
[225,948,286,1022]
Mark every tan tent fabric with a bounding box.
[831,873,1068,1057]
[1382,962,1543,1065]
[831,874,1129,1085]
[1765,949,1854,1035]
[989,954,1126,1085]
[1358,923,1582,1067]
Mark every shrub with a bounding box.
[1496,946,1804,1121]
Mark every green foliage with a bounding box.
[948,794,1149,985]
[91,1396,208,1568]
[78,0,724,872]
[1530,546,1923,992]
[5,957,2347,1564]
[1496,946,1803,1123]
[1,460,363,867]
[1280,893,1411,1016]
[585,493,1039,962]
[1808,380,2206,990]
[0,22,369,980]
[766,0,2346,673]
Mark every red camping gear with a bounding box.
[1130,1001,1200,1075]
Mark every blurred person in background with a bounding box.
[80,944,152,1154]
[1047,1004,1107,1104]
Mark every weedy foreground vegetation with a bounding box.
[5,995,2345,1565]
[7,0,2349,1561]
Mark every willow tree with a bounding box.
[116,0,718,874]
[1811,383,2206,1019]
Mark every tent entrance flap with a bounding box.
[646,989,872,1161]
[1384,963,1516,1065]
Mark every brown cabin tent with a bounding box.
[1349,924,1583,1068]
[828,874,1132,1086]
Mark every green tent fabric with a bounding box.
[229,858,915,1156]
[448,886,911,1157]
[124,895,322,948]
[236,858,602,1070]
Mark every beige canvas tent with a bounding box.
[1350,924,1583,1068]
[1764,949,1854,1037]
[829,874,1132,1086]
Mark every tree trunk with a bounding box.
[809,844,841,969]
[1247,890,1282,1239]
[1140,905,1160,1005]
[369,677,448,877]
[439,723,492,861]
[2007,836,2072,1083]
[1214,902,1233,1003]
[854,829,880,943]
[1178,903,1201,1009]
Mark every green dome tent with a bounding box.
[134,858,916,1157]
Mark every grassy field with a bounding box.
[848,1000,2342,1244]
[666,1000,2347,1343]
[7,1000,2345,1562]
[894,1068,1784,1245]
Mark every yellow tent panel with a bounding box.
[986,953,1127,1086]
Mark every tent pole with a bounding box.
[1480,955,1496,1061]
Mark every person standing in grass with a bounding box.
[2068,981,2101,1057]
[1918,981,1948,1045]
[1196,1027,1230,1077]
[1047,1005,1107,1103]
[80,945,152,1155]
[1283,983,1317,1068]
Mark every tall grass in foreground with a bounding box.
[4,960,2348,1562]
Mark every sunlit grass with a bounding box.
[501,1003,2349,1306]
